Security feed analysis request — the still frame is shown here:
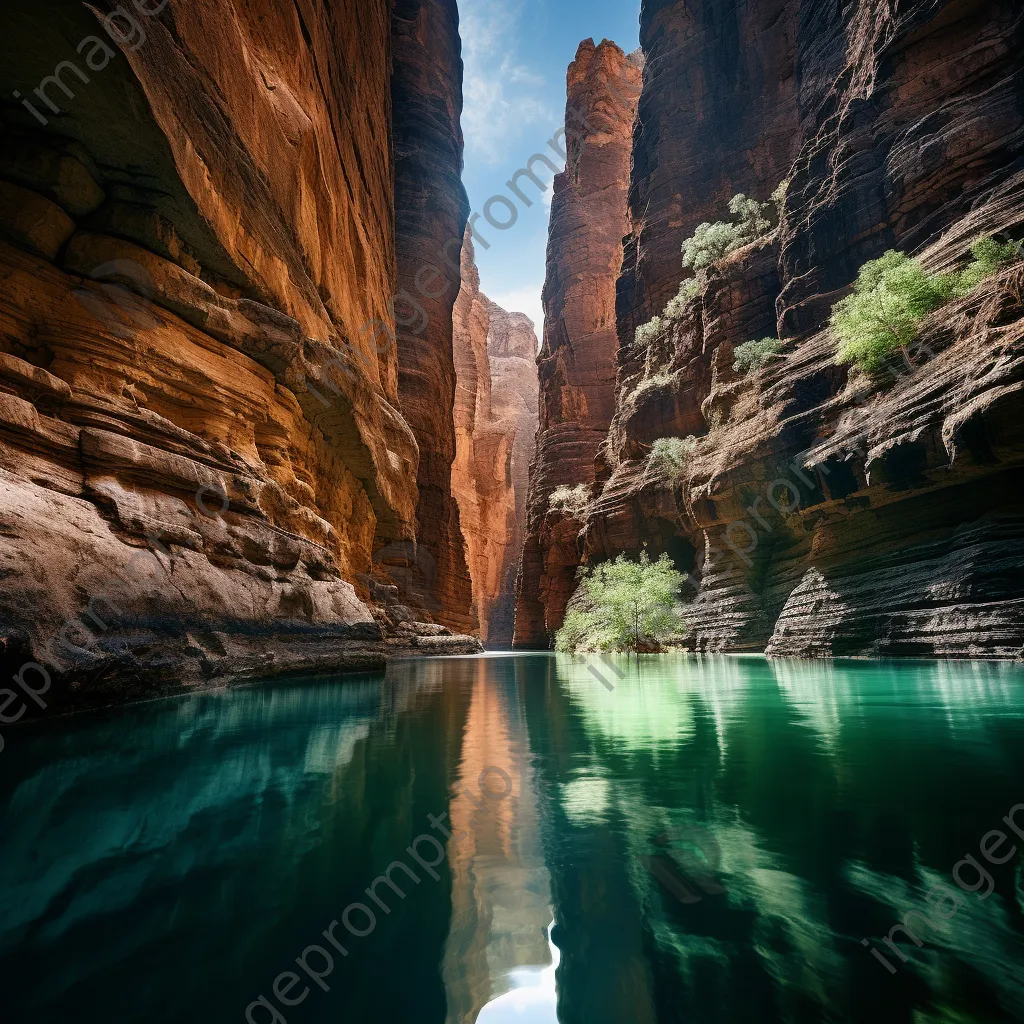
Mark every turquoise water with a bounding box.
[1,654,1023,1023]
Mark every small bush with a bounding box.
[554,552,686,653]
[632,372,674,398]
[548,483,591,518]
[771,178,790,220]
[833,238,1022,373]
[954,236,1023,294]
[832,251,953,371]
[665,278,701,320]
[645,436,697,485]
[634,315,665,349]
[733,338,782,375]
[682,192,775,271]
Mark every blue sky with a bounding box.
[459,0,641,338]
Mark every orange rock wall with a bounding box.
[453,237,539,646]
[0,0,477,701]
[392,0,476,631]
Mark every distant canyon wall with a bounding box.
[453,234,538,647]
[564,0,1024,657]
[513,39,642,648]
[0,0,485,705]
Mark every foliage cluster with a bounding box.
[832,238,1022,372]
[733,338,782,375]
[548,483,591,518]
[665,278,701,320]
[644,436,697,485]
[682,193,774,271]
[634,315,664,349]
[554,552,686,653]
[633,183,789,351]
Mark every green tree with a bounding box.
[555,552,686,654]
[831,251,952,371]
[832,239,1022,373]
[733,338,782,375]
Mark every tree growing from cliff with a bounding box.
[733,338,782,375]
[645,436,697,486]
[682,193,774,271]
[832,238,1022,372]
[548,484,591,518]
[555,552,686,654]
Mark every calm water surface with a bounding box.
[2,655,1023,1023]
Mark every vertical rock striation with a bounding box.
[513,39,641,648]
[452,234,539,646]
[391,0,475,632]
[581,0,1024,658]
[0,0,480,707]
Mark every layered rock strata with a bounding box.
[582,0,1024,658]
[391,0,476,632]
[513,39,641,648]
[452,235,539,646]
[0,0,479,710]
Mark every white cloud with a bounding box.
[460,0,555,162]
[489,284,545,348]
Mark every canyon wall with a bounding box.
[513,39,642,648]
[452,235,538,646]
[580,0,1024,657]
[0,0,478,708]
[391,0,476,632]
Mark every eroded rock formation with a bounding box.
[513,39,641,648]
[582,0,1024,658]
[0,0,479,709]
[392,0,476,632]
[452,235,538,646]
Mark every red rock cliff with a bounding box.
[582,0,1024,658]
[453,234,539,646]
[391,0,476,633]
[0,0,478,706]
[513,39,641,648]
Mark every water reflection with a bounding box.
[1,655,1022,1024]
[441,659,553,1023]
[530,654,1024,1024]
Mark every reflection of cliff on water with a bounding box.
[522,654,1024,1024]
[442,658,553,1024]
[0,668,470,1023]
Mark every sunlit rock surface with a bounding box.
[581,0,1024,658]
[0,0,479,703]
[513,39,642,648]
[452,234,539,646]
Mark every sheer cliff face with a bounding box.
[452,236,539,646]
[513,40,641,649]
[0,0,474,701]
[392,0,475,632]
[585,0,1024,657]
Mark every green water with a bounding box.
[2,655,1023,1023]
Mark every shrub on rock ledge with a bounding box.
[832,238,1022,373]
[555,552,686,653]
[681,192,775,271]
[548,483,591,518]
[645,436,697,485]
[734,338,782,375]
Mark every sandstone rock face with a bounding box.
[513,39,641,648]
[452,235,539,646]
[0,0,480,707]
[583,0,1024,658]
[392,0,476,633]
